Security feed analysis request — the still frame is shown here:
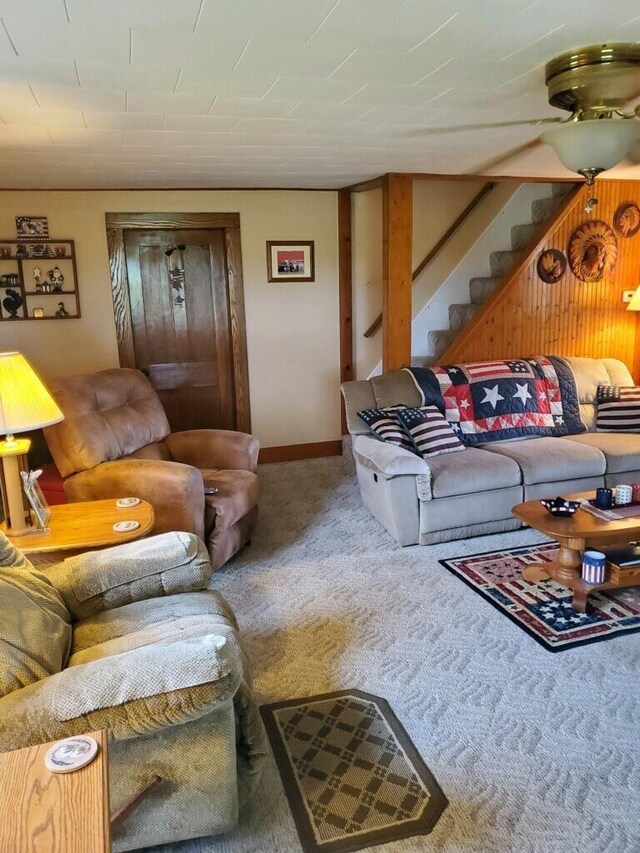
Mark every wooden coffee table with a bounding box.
[512,491,640,612]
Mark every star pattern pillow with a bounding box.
[395,406,465,458]
[596,385,640,431]
[357,407,414,451]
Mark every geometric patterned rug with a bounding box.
[260,690,448,853]
[440,542,640,652]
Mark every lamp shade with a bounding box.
[0,351,63,434]
[541,119,640,173]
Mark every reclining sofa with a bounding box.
[342,356,640,546]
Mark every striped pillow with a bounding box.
[357,407,414,451]
[395,406,465,458]
[596,385,640,432]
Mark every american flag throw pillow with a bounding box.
[596,385,640,432]
[395,405,465,458]
[357,407,415,451]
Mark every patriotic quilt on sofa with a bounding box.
[405,356,585,445]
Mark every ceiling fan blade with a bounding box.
[406,116,564,137]
[468,138,543,175]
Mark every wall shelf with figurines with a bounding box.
[0,239,80,321]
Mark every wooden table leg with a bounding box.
[552,544,582,585]
[522,543,583,585]
[570,586,589,613]
[522,562,551,583]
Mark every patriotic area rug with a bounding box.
[260,690,447,853]
[439,543,640,651]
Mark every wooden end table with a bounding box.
[0,730,110,852]
[2,498,154,562]
[512,491,640,612]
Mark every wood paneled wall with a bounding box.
[443,181,640,376]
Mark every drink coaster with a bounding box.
[45,735,98,774]
[113,520,140,533]
[116,497,141,508]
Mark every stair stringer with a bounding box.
[439,183,586,365]
[412,182,559,360]
[367,182,557,378]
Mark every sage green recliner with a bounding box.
[0,531,266,852]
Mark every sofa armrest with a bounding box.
[64,458,205,539]
[0,634,241,753]
[40,532,212,620]
[353,434,430,478]
[166,430,259,473]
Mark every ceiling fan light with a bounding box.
[541,119,640,173]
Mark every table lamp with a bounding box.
[0,352,63,535]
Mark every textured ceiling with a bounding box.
[0,0,639,188]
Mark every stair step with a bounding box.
[511,223,539,251]
[469,276,500,304]
[428,329,454,358]
[449,302,479,332]
[490,249,521,278]
[531,196,563,224]
[552,182,576,197]
[411,356,436,368]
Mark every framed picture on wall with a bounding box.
[266,241,315,282]
[15,216,49,239]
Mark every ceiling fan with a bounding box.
[412,43,640,190]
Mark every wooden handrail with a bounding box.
[363,181,496,338]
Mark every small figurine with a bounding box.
[55,301,70,318]
[48,265,64,292]
[33,266,42,292]
[2,288,23,318]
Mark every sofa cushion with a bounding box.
[482,436,606,485]
[427,447,521,498]
[596,385,640,432]
[565,357,635,431]
[395,406,464,458]
[72,589,236,654]
[0,561,72,697]
[565,432,640,474]
[357,407,414,451]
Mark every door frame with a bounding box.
[105,212,251,433]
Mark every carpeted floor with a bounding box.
[152,457,640,853]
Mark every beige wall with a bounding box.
[352,179,487,378]
[352,188,382,380]
[0,190,340,448]
[412,179,486,267]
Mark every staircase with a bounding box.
[413,183,576,367]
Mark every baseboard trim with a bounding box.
[259,440,342,464]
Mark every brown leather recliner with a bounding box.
[43,368,259,570]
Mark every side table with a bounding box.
[2,498,154,563]
[0,729,110,852]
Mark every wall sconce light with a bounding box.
[626,286,640,312]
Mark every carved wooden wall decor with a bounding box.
[568,220,617,282]
[614,202,640,238]
[536,248,566,284]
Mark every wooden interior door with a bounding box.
[123,228,235,432]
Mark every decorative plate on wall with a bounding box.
[536,248,566,283]
[613,202,640,238]
[568,220,617,282]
